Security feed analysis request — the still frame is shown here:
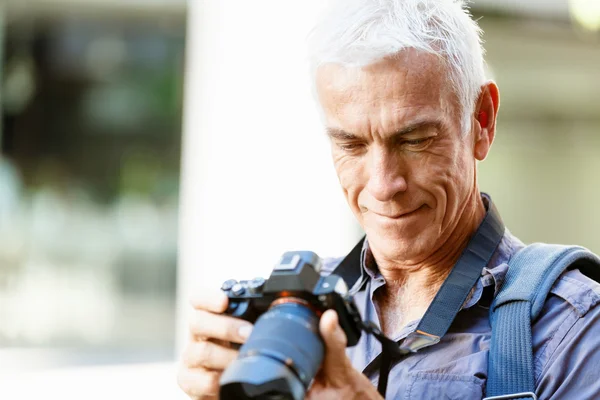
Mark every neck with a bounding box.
[373,190,486,335]
[378,190,485,286]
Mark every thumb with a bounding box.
[319,310,350,377]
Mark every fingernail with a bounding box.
[238,324,253,339]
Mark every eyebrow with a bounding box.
[326,120,439,141]
[326,128,359,141]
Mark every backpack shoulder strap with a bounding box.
[485,243,600,400]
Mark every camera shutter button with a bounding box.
[231,283,246,296]
[221,279,238,291]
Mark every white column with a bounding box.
[176,1,362,352]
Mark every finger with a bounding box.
[190,290,228,313]
[320,309,348,349]
[182,340,239,370]
[177,366,221,399]
[210,338,232,349]
[187,332,232,349]
[190,309,253,344]
[319,310,350,380]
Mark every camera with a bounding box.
[219,250,363,400]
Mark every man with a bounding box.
[178,0,600,398]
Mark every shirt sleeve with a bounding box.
[535,284,600,400]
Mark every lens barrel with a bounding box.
[220,302,324,400]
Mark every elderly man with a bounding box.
[178,0,600,399]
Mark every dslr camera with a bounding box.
[219,251,363,400]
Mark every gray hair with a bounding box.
[308,0,486,133]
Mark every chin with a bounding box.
[365,227,429,262]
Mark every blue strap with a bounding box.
[487,243,600,398]
[413,199,505,340]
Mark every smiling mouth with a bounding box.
[371,205,426,219]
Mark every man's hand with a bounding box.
[307,310,384,400]
[177,290,253,400]
[177,292,380,400]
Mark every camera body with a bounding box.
[219,251,363,400]
[221,251,362,346]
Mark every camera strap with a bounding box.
[332,197,505,398]
[332,235,367,292]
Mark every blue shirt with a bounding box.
[322,199,600,399]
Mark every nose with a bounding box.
[365,146,408,202]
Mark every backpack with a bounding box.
[485,243,600,400]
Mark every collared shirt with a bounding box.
[321,197,600,400]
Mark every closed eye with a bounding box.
[402,137,434,150]
[405,138,429,146]
[337,142,366,152]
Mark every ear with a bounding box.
[473,81,500,161]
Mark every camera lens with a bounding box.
[219,301,324,400]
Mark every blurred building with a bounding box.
[471,2,600,252]
[0,0,186,370]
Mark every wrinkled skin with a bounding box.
[177,51,499,400]
[317,52,498,281]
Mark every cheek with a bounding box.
[409,145,469,200]
[412,152,455,188]
[434,146,475,198]
[332,153,363,195]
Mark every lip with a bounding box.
[370,205,426,219]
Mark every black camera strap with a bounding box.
[332,199,505,398]
[332,236,366,292]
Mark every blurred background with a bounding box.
[0,0,598,398]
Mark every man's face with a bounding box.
[316,53,479,264]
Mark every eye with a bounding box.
[404,138,427,146]
[402,137,434,150]
[337,142,366,152]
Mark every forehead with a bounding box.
[315,52,457,132]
